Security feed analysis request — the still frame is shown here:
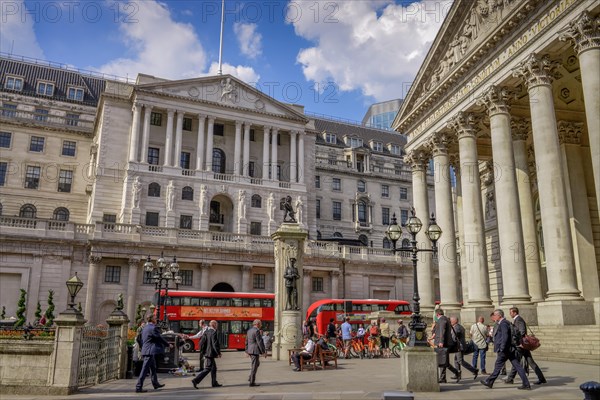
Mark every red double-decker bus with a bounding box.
[154,290,274,352]
[306,299,412,335]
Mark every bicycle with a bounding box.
[366,335,381,358]
[390,334,407,357]
[350,336,365,359]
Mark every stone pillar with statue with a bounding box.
[270,200,308,361]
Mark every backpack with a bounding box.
[370,325,379,336]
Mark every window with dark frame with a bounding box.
[65,113,79,126]
[34,109,49,122]
[382,207,390,225]
[183,117,192,131]
[312,276,324,292]
[253,274,265,289]
[104,266,121,283]
[29,136,45,152]
[401,209,409,225]
[214,123,224,136]
[2,104,17,117]
[62,140,76,156]
[143,271,154,284]
[400,187,408,200]
[249,129,255,141]
[251,194,262,208]
[180,152,191,169]
[150,112,162,126]
[332,178,341,191]
[315,175,320,188]
[248,161,255,177]
[148,182,161,197]
[53,207,70,221]
[381,184,390,198]
[179,270,193,286]
[0,132,12,148]
[25,166,41,189]
[383,238,391,249]
[250,221,262,236]
[67,87,84,101]
[182,186,194,200]
[19,204,37,218]
[145,212,159,226]
[5,76,23,91]
[148,147,160,165]
[180,214,193,229]
[37,82,54,96]
[103,214,117,223]
[333,201,342,220]
[316,199,321,219]
[0,162,7,186]
[58,170,73,192]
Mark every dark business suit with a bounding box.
[507,315,546,383]
[434,315,460,382]
[484,318,530,387]
[192,327,221,387]
[452,323,478,375]
[135,322,169,391]
[245,326,266,385]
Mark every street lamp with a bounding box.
[144,252,181,330]
[65,272,84,314]
[386,208,441,347]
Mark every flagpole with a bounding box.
[218,0,225,75]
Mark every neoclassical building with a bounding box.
[393,0,599,325]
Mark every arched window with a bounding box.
[357,180,366,193]
[358,200,367,223]
[148,182,161,197]
[251,194,262,208]
[358,234,368,246]
[19,204,37,218]
[332,232,343,238]
[212,148,226,173]
[53,207,70,221]
[383,237,391,249]
[182,186,194,201]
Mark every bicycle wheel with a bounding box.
[348,345,359,359]
[392,344,401,357]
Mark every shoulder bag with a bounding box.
[521,327,541,351]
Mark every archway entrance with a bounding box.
[211,282,235,292]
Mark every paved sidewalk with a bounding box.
[4,351,599,400]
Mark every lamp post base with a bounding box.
[398,346,440,392]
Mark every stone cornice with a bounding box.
[559,10,600,54]
[512,53,559,88]
[557,120,584,145]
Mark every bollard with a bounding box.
[580,381,600,400]
[125,345,134,379]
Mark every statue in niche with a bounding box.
[485,191,497,220]
[166,180,175,212]
[199,185,208,215]
[238,189,247,220]
[284,257,300,311]
[267,193,275,222]
[281,196,297,223]
[295,196,304,225]
[132,177,142,209]
[116,293,124,311]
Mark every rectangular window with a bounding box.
[148,147,160,165]
[62,140,76,156]
[2,103,17,117]
[250,221,262,236]
[253,274,266,289]
[249,129,255,141]
[277,165,281,181]
[333,201,342,221]
[183,117,192,131]
[350,137,363,148]
[5,76,24,91]
[102,213,117,223]
[312,277,324,292]
[146,212,159,226]
[390,144,401,155]
[65,113,79,127]
[214,123,224,136]
[332,178,341,191]
[372,141,383,152]
[400,209,409,225]
[150,112,162,126]
[34,108,49,122]
[316,199,321,219]
[58,170,73,192]
[29,136,45,152]
[0,132,12,148]
[180,152,191,169]
[143,271,154,285]
[37,82,54,96]
[400,187,408,200]
[382,207,390,225]
[381,184,389,198]
[325,133,336,144]
[0,162,7,186]
[315,175,320,189]
[248,161,255,177]
[104,266,121,283]
[180,214,193,229]
[67,87,84,101]
[179,270,193,286]
[25,166,41,189]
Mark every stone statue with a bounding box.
[238,189,246,219]
[284,257,300,310]
[295,196,304,225]
[267,193,275,222]
[132,177,142,208]
[199,185,208,215]
[485,191,496,220]
[281,195,296,223]
[220,77,237,102]
[116,293,124,311]
[166,180,175,211]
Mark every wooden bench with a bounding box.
[288,347,320,371]
[319,346,338,369]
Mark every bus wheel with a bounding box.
[182,340,195,353]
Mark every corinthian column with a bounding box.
[84,253,102,323]
[262,126,270,180]
[477,86,531,304]
[271,128,279,181]
[243,122,251,177]
[164,109,175,166]
[234,121,242,176]
[128,102,141,162]
[447,112,492,307]
[196,114,206,171]
[405,150,435,313]
[127,257,140,325]
[428,133,461,310]
[290,131,298,183]
[140,104,153,163]
[205,117,215,171]
[173,111,184,168]
[559,11,600,213]
[513,54,581,301]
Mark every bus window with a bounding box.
[241,321,252,332]
[181,297,191,306]
[216,298,231,306]
[199,298,211,306]
[378,304,387,311]
[230,321,242,334]
[262,299,273,307]
[232,298,242,307]
[190,297,200,306]
[179,320,199,335]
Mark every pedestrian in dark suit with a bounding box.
[481,309,531,390]
[245,319,266,387]
[135,315,170,393]
[504,307,547,385]
[450,317,479,379]
[433,308,461,383]
[191,320,222,389]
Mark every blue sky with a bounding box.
[1,0,451,123]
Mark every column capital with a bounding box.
[303,268,312,277]
[476,85,514,116]
[271,127,279,134]
[263,125,271,132]
[144,104,153,111]
[176,111,184,119]
[512,53,559,88]
[235,120,243,128]
[128,257,141,267]
[329,270,340,277]
[559,11,600,54]
[132,102,141,112]
[207,116,216,123]
[201,262,212,270]
[241,264,253,272]
[197,113,206,120]
[166,108,175,115]
[557,121,584,145]
[511,117,531,141]
[404,149,429,171]
[88,252,102,265]
[447,112,478,139]
[427,132,453,156]
[290,130,298,137]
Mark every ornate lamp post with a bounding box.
[386,208,442,347]
[65,272,84,314]
[143,252,181,330]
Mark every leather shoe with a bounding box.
[293,368,300,372]
[212,383,223,387]
[534,380,547,385]
[518,385,531,390]
[191,380,199,389]
[154,383,165,389]
[455,372,461,383]
[249,383,260,387]
[480,380,492,389]
[503,378,514,384]
[473,369,479,380]
[481,370,489,375]
[135,389,147,393]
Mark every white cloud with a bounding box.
[0,0,45,58]
[96,1,207,80]
[233,22,262,59]
[207,62,260,84]
[291,0,451,101]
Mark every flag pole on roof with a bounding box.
[218,0,225,75]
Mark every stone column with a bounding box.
[196,114,206,171]
[405,150,435,314]
[302,269,312,313]
[262,126,270,180]
[298,132,305,184]
[451,157,469,304]
[140,104,153,163]
[173,111,184,167]
[559,11,600,213]
[271,128,279,181]
[243,122,251,176]
[511,118,544,302]
[241,265,252,292]
[447,112,493,309]
[48,311,87,394]
[200,263,210,291]
[330,270,339,299]
[477,86,531,304]
[205,117,215,171]
[428,133,461,310]
[126,257,140,326]
[128,102,141,162]
[234,120,242,176]
[84,253,102,323]
[164,109,175,167]
[289,131,297,183]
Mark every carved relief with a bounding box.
[559,11,600,55]
[557,121,584,145]
[220,78,238,103]
[511,117,530,141]
[404,149,429,171]
[512,54,559,88]
[476,85,515,115]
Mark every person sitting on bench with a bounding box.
[291,337,315,371]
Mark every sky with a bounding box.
[1,0,452,124]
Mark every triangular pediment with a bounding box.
[135,74,308,122]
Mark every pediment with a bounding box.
[135,75,308,121]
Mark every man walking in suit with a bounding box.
[191,320,222,389]
[434,308,461,383]
[245,319,266,387]
[504,307,547,385]
[135,315,170,393]
[481,309,531,390]
[187,319,208,369]
[450,317,479,379]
